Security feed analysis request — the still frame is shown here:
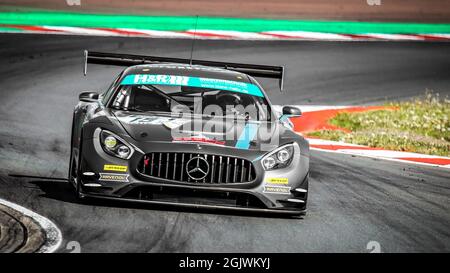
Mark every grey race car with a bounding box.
[69,51,309,216]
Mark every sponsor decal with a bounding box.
[163,119,190,129]
[173,136,225,146]
[263,185,291,195]
[120,74,264,97]
[99,173,129,182]
[266,177,289,185]
[103,164,128,172]
[173,133,225,145]
[119,115,191,128]
[119,115,172,125]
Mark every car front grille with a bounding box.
[137,152,256,184]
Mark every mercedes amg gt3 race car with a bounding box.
[69,51,310,216]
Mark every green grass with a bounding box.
[308,93,450,156]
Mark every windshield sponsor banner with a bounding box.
[120,74,264,97]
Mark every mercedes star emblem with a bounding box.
[186,156,210,180]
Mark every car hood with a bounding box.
[112,110,289,151]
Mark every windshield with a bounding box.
[110,74,272,121]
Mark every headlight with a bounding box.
[100,130,134,159]
[104,136,117,149]
[261,144,295,171]
[117,145,131,158]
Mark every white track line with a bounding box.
[362,33,424,41]
[261,31,353,40]
[307,137,450,159]
[0,198,62,253]
[309,145,450,169]
[307,137,364,147]
[2,26,450,41]
[117,28,194,38]
[42,25,122,36]
[423,33,450,39]
[273,105,351,115]
[187,29,277,40]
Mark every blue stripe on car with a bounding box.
[235,123,259,149]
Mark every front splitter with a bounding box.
[80,192,307,217]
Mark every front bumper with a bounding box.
[81,192,307,216]
[79,130,309,215]
[78,174,308,215]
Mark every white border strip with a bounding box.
[0,198,62,253]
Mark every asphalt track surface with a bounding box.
[0,34,449,252]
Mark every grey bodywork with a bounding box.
[69,64,309,216]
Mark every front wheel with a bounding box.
[68,149,85,200]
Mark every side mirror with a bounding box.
[79,91,99,102]
[281,106,302,117]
